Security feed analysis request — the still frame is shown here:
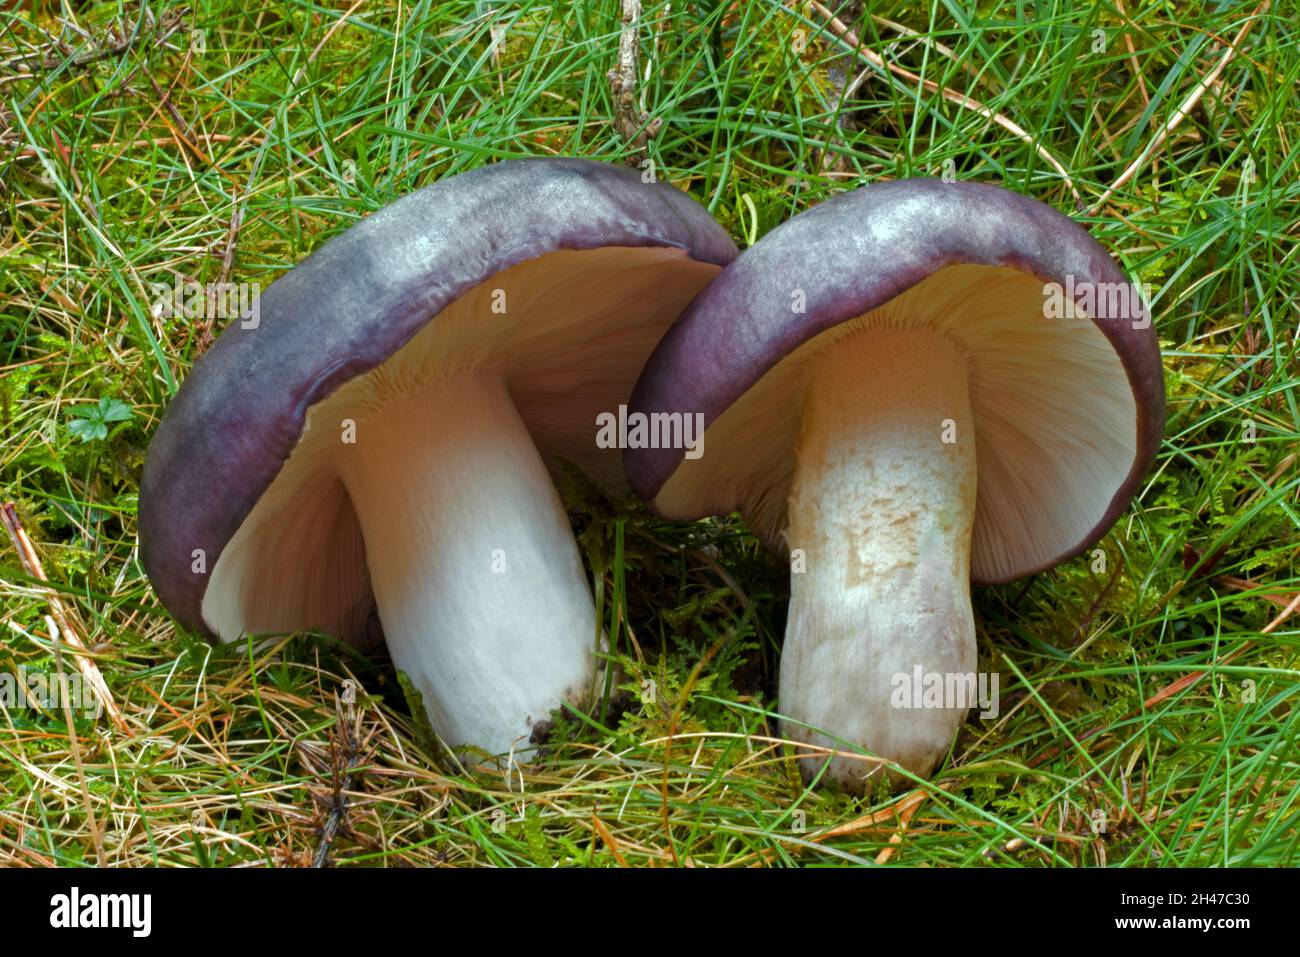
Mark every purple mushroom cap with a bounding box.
[625,177,1164,583]
[140,158,736,639]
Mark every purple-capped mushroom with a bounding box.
[140,158,737,758]
[624,178,1164,790]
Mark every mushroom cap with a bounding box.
[140,158,738,636]
[624,178,1165,583]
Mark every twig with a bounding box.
[807,1,1082,206]
[872,788,926,864]
[145,69,201,153]
[1217,575,1299,610]
[198,136,269,353]
[591,814,629,866]
[607,0,661,165]
[1068,555,1125,646]
[1,502,128,733]
[0,8,188,74]
[49,615,108,867]
[1087,2,1268,214]
[825,783,935,840]
[1113,0,1151,106]
[814,2,868,176]
[138,54,239,185]
[311,688,373,868]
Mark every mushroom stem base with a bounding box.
[336,372,597,759]
[781,328,979,790]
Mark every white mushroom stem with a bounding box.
[334,371,597,758]
[781,328,978,789]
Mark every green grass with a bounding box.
[1,0,1297,867]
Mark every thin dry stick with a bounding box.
[217,135,270,291]
[872,789,925,864]
[1113,0,1151,105]
[2,502,128,732]
[591,814,629,866]
[808,1,1082,206]
[171,119,271,354]
[216,185,243,289]
[49,615,108,867]
[312,690,373,868]
[144,69,216,173]
[0,7,188,73]
[133,50,240,186]
[1088,2,1268,214]
[198,182,246,353]
[728,781,951,868]
[825,784,934,841]
[608,0,661,165]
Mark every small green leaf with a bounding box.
[98,397,134,422]
[67,418,108,443]
[66,396,135,443]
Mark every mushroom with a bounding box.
[139,158,737,758]
[624,179,1164,790]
